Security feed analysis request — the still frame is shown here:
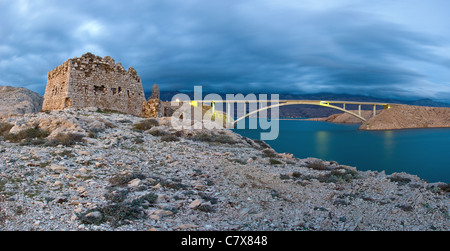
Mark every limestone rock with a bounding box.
[0,86,43,118]
[360,105,450,130]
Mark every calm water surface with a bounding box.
[234,119,450,183]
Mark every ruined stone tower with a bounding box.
[42,52,146,116]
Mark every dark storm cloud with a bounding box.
[1,0,449,100]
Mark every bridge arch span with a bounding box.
[232,101,368,124]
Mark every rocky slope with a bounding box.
[360,105,450,130]
[0,109,449,231]
[0,86,43,118]
[307,110,374,124]
[307,105,450,131]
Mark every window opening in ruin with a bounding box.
[65,97,71,108]
[112,88,117,95]
[94,85,107,94]
[118,87,122,94]
[127,90,130,98]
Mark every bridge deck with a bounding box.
[180,99,394,123]
[190,100,391,106]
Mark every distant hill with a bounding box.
[146,90,450,118]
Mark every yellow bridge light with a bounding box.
[190,101,198,107]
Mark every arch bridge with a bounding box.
[187,100,392,125]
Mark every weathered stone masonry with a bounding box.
[43,53,146,116]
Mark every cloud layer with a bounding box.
[1,0,450,101]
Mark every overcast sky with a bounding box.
[1,0,450,101]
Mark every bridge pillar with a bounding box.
[373,105,377,117]
[358,104,361,117]
[227,103,231,124]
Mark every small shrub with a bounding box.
[133,119,159,131]
[130,193,158,208]
[4,126,50,143]
[306,160,329,170]
[254,139,271,150]
[0,195,6,225]
[88,130,96,138]
[320,169,359,183]
[197,204,216,213]
[269,159,283,165]
[160,134,180,142]
[229,158,247,165]
[133,137,145,144]
[148,129,168,137]
[190,132,209,141]
[262,149,277,158]
[79,191,158,226]
[46,133,84,146]
[104,189,129,203]
[79,203,144,227]
[189,132,236,144]
[387,175,411,186]
[0,123,13,136]
[160,180,189,190]
[108,173,146,187]
[173,130,184,137]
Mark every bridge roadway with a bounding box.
[184,99,392,124]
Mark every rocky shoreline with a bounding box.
[0,109,449,231]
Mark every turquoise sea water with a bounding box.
[233,119,450,183]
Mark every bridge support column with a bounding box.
[227,103,231,124]
[358,104,361,117]
[373,105,377,117]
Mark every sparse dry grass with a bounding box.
[3,126,50,143]
[189,132,237,145]
[0,123,13,137]
[306,159,329,170]
[160,134,180,142]
[46,133,84,146]
[133,119,159,131]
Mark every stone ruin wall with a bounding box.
[43,61,71,111]
[43,53,146,116]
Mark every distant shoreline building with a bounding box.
[42,52,146,116]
